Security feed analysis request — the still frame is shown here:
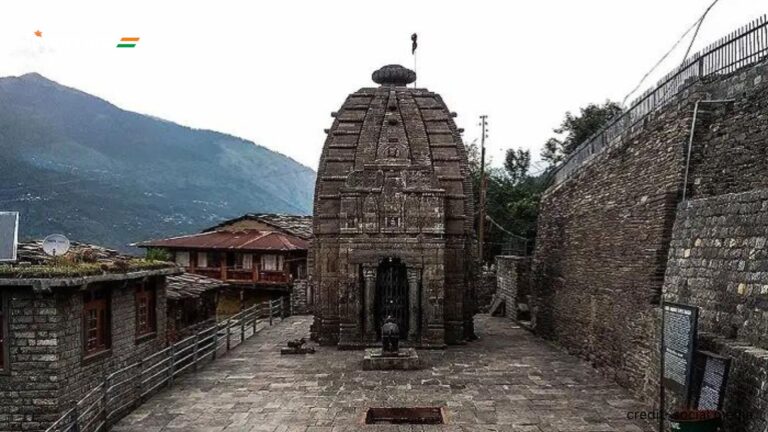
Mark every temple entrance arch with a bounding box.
[375,257,409,339]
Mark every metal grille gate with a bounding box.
[375,258,409,338]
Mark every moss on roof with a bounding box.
[0,259,175,279]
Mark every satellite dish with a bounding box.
[43,234,71,257]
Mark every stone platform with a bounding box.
[362,347,420,370]
[113,315,654,431]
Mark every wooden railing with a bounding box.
[188,266,291,284]
[45,299,287,432]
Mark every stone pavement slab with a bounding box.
[113,315,654,432]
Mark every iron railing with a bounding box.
[45,298,287,432]
[553,15,768,186]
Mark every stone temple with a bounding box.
[310,64,476,348]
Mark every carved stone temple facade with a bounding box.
[310,64,476,349]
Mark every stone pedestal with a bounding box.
[362,348,420,370]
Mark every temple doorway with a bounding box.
[375,257,409,339]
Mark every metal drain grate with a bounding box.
[364,407,445,424]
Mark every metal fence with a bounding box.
[553,15,768,185]
[45,298,287,432]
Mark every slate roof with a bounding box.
[15,240,125,264]
[204,214,313,240]
[166,273,224,301]
[134,229,309,251]
[0,240,180,286]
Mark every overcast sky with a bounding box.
[1,0,765,173]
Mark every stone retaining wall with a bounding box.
[660,190,768,431]
[531,58,768,422]
[664,190,768,349]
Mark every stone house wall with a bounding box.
[0,288,61,431]
[57,276,168,410]
[0,275,168,431]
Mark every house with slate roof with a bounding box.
[134,214,312,316]
[0,240,180,431]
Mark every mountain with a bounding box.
[0,73,316,253]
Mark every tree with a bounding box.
[503,148,530,184]
[541,100,623,167]
[466,139,544,261]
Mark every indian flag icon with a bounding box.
[117,37,139,48]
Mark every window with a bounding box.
[242,254,253,270]
[135,282,157,338]
[83,288,110,357]
[207,252,221,268]
[197,252,207,268]
[175,251,190,267]
[261,254,283,271]
[0,294,7,371]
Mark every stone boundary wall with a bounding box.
[531,58,768,412]
[475,269,496,313]
[495,256,530,319]
[291,279,312,315]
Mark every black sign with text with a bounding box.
[692,350,731,411]
[662,302,699,397]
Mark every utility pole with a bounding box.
[478,115,488,264]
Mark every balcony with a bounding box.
[187,266,291,285]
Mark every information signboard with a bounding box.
[692,350,731,411]
[662,302,699,396]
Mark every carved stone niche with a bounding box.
[404,194,421,233]
[362,194,379,233]
[381,192,405,233]
[340,194,360,233]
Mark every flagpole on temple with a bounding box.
[411,33,418,88]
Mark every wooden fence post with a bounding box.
[269,300,273,326]
[72,404,80,432]
[212,326,218,360]
[102,373,108,427]
[241,313,245,342]
[193,332,199,372]
[252,306,257,334]
[136,359,144,406]
[169,344,176,387]
[226,318,232,351]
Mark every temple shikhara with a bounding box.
[310,64,476,348]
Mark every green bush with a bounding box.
[145,248,172,262]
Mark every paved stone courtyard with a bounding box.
[113,315,654,432]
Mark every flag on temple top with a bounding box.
[411,33,417,54]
